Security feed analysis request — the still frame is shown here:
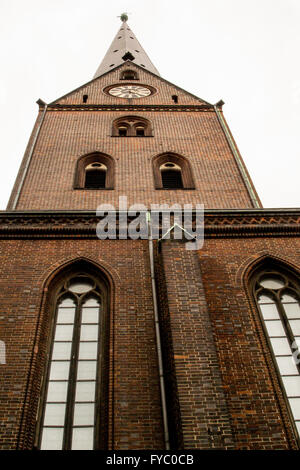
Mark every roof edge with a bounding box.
[50,62,213,106]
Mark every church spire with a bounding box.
[93,17,160,78]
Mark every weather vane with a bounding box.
[118,12,129,22]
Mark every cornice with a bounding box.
[0,209,299,239]
[46,104,215,112]
[204,209,300,238]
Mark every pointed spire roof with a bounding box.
[94,18,160,78]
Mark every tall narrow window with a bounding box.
[253,267,300,439]
[38,273,107,450]
[160,162,183,189]
[118,125,128,137]
[135,125,145,137]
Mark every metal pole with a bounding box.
[147,211,170,450]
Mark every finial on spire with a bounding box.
[119,12,128,22]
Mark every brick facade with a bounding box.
[158,234,300,450]
[0,237,164,449]
[7,63,257,211]
[1,28,300,450]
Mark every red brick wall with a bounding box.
[4,61,295,451]
[0,238,164,450]
[53,63,209,107]
[1,224,300,449]
[157,240,234,449]
[8,64,256,211]
[199,237,300,449]
[155,236,300,450]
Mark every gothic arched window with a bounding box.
[117,122,130,137]
[74,153,114,190]
[37,269,109,450]
[112,116,152,137]
[84,163,107,189]
[152,153,195,190]
[134,123,146,137]
[252,265,300,440]
[160,162,183,189]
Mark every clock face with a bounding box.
[108,85,152,99]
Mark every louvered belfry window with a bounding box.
[38,275,104,450]
[253,268,300,440]
[84,163,106,189]
[118,126,128,136]
[135,126,145,137]
[160,163,183,189]
[74,153,114,190]
[121,70,138,80]
[153,153,195,190]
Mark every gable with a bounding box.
[51,62,211,107]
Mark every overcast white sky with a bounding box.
[0,0,299,209]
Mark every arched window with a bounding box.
[74,153,114,190]
[117,122,130,137]
[160,162,183,189]
[134,123,146,137]
[152,153,195,190]
[37,266,110,450]
[112,116,152,137]
[251,264,300,440]
[120,69,138,80]
[85,163,107,189]
[133,122,146,137]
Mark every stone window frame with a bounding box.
[74,152,115,190]
[152,153,195,190]
[112,116,153,137]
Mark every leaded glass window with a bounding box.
[254,270,300,439]
[38,274,105,450]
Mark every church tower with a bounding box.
[1,16,300,450]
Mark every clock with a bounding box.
[108,85,152,99]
